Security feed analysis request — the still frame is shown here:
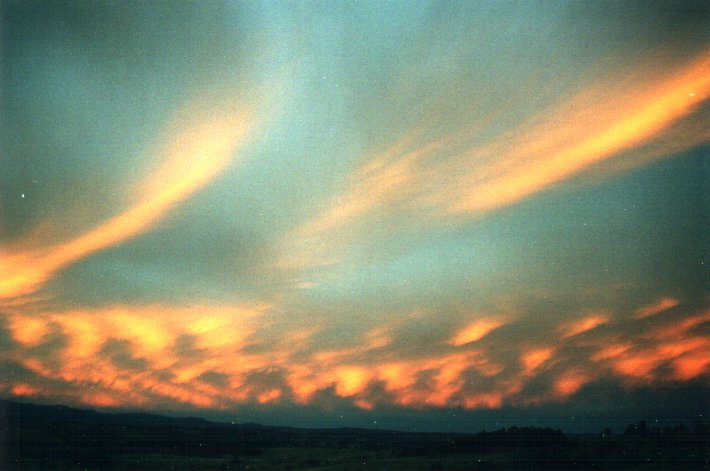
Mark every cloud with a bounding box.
[446,49,710,214]
[521,348,555,375]
[274,48,710,273]
[1,19,707,418]
[1,297,708,413]
[10,383,42,398]
[587,310,710,384]
[553,371,591,399]
[0,102,255,300]
[633,296,680,319]
[449,317,507,346]
[1,303,269,410]
[557,313,611,339]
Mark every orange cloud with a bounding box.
[257,389,282,404]
[274,131,438,271]
[376,352,497,408]
[2,303,268,409]
[673,350,710,381]
[634,297,680,320]
[463,392,504,409]
[649,310,710,339]
[521,347,555,375]
[376,362,418,393]
[449,317,507,346]
[274,49,710,276]
[612,353,662,380]
[4,314,50,348]
[298,132,431,237]
[448,49,710,214]
[10,383,42,397]
[590,343,632,362]
[80,392,122,409]
[333,366,373,397]
[595,308,710,384]
[284,348,500,410]
[0,106,254,300]
[2,299,707,413]
[557,313,611,338]
[554,371,589,399]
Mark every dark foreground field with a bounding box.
[1,400,707,470]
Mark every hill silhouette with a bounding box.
[0,399,707,470]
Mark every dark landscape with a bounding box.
[1,400,707,470]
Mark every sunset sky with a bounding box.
[1,1,708,432]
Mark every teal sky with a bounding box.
[0,1,708,432]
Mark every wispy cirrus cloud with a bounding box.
[446,49,710,215]
[275,49,710,273]
[0,102,255,300]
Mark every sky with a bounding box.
[0,0,708,433]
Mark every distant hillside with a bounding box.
[1,399,706,470]
[1,399,214,428]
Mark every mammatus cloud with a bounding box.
[521,348,555,376]
[276,49,710,272]
[2,304,269,409]
[599,310,710,383]
[1,297,706,412]
[0,104,254,300]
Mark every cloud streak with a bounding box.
[449,317,507,347]
[634,297,680,320]
[276,49,710,272]
[447,49,710,214]
[0,104,254,300]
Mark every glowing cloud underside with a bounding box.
[1,300,707,411]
